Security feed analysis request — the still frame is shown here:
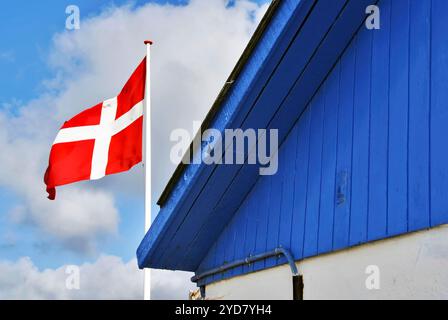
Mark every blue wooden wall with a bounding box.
[196,0,448,285]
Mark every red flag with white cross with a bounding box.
[44,57,146,200]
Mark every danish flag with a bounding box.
[44,58,146,200]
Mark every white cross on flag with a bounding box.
[44,58,146,200]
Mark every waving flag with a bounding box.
[44,57,146,200]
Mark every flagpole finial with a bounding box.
[144,40,153,45]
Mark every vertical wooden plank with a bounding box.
[253,177,271,271]
[350,28,372,246]
[408,0,431,231]
[200,242,217,285]
[291,109,311,259]
[265,172,282,267]
[367,0,391,240]
[430,0,448,226]
[318,65,339,254]
[217,224,232,279]
[279,125,299,252]
[303,92,325,257]
[333,45,355,250]
[388,0,410,235]
[273,140,288,255]
[229,202,248,278]
[212,230,226,282]
[243,190,259,274]
[198,241,216,273]
[223,216,237,279]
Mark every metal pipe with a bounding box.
[191,247,298,283]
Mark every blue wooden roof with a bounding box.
[138,0,448,288]
[137,0,377,272]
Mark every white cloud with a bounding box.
[0,0,268,299]
[0,0,268,253]
[0,255,195,300]
[0,109,119,253]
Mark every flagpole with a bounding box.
[143,39,153,301]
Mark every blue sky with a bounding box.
[0,0,189,269]
[0,0,269,298]
[0,0,187,105]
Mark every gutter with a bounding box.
[191,247,303,300]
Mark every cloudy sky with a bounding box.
[0,0,269,299]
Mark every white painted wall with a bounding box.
[205,225,448,300]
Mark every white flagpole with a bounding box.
[143,39,153,301]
